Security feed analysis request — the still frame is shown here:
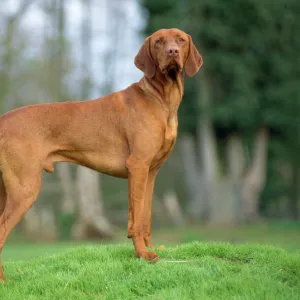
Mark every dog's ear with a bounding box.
[185,35,203,77]
[134,37,156,79]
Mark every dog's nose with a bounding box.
[167,47,179,57]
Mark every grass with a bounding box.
[1,242,300,299]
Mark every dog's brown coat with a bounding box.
[0,28,202,280]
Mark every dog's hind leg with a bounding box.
[0,165,42,281]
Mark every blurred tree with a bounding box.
[54,0,76,220]
[0,0,60,239]
[141,0,300,222]
[72,0,114,240]
[23,0,69,240]
[0,0,153,241]
[0,0,35,111]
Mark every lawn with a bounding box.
[1,242,300,299]
[1,223,300,299]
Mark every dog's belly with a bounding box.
[46,150,129,178]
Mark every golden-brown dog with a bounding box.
[0,28,202,280]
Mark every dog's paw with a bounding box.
[146,251,159,263]
[137,251,159,263]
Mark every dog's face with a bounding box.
[135,28,203,79]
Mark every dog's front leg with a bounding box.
[143,168,159,249]
[126,156,159,262]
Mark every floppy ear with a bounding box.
[134,37,156,79]
[185,35,203,77]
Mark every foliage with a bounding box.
[142,0,300,215]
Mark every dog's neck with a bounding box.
[138,70,184,118]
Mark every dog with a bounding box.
[0,28,202,280]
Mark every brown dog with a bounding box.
[0,28,202,280]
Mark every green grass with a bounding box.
[1,242,300,299]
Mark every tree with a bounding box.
[72,0,114,240]
[0,0,36,111]
[141,0,300,222]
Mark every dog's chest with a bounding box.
[164,116,178,145]
[153,116,178,167]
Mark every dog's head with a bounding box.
[135,28,203,79]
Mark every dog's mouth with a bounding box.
[162,62,183,80]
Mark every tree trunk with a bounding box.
[227,134,246,181]
[23,204,57,241]
[240,126,269,222]
[207,179,237,226]
[198,117,222,223]
[57,163,76,215]
[72,0,114,239]
[22,206,42,240]
[178,135,207,219]
[226,134,247,223]
[163,190,185,226]
[72,167,114,239]
[197,72,232,224]
[2,0,54,239]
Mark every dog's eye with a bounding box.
[178,37,186,43]
[155,39,163,44]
